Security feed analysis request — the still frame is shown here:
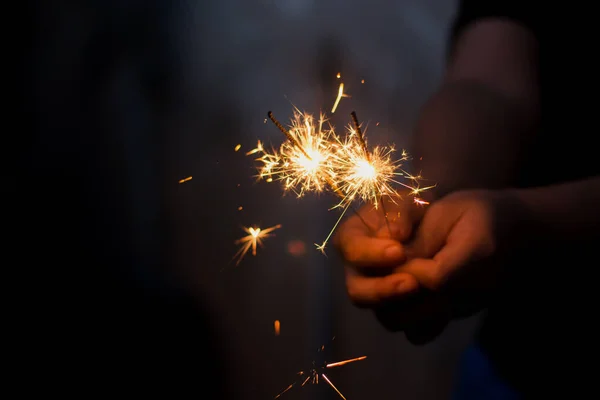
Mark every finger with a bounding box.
[337,226,407,267]
[396,258,445,292]
[345,269,419,307]
[397,238,480,293]
[404,199,461,260]
[333,212,376,249]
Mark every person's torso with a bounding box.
[479,27,600,395]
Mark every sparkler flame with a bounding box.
[251,109,335,198]
[248,108,432,253]
[232,224,282,266]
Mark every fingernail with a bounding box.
[384,244,403,260]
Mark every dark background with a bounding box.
[20,1,481,398]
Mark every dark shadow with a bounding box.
[17,2,230,397]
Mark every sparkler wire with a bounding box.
[350,111,392,234]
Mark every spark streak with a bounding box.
[331,83,344,113]
[326,356,367,368]
[274,353,367,399]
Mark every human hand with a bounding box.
[336,189,523,344]
[334,193,428,307]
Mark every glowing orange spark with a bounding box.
[234,144,241,151]
[178,176,192,183]
[414,198,429,205]
[274,320,281,336]
[233,224,281,266]
[361,79,365,84]
[336,72,341,79]
[238,206,243,210]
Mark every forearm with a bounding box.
[412,80,537,200]
[411,19,539,200]
[512,176,600,244]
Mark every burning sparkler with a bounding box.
[250,109,368,252]
[327,111,434,232]
[248,108,335,197]
[248,108,431,252]
[275,346,367,400]
[232,224,282,266]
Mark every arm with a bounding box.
[412,17,540,199]
[512,176,600,244]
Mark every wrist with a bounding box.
[496,188,539,250]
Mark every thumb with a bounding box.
[404,200,461,259]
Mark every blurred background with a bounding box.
[23,0,483,398]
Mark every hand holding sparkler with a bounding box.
[334,192,426,280]
[336,188,527,344]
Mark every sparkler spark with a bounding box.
[274,349,367,399]
[274,320,281,336]
[330,112,414,210]
[249,107,432,253]
[232,224,282,266]
[331,83,344,113]
[178,176,192,183]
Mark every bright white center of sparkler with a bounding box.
[298,150,324,173]
[250,228,261,237]
[354,160,376,180]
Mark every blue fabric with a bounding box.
[452,344,522,400]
